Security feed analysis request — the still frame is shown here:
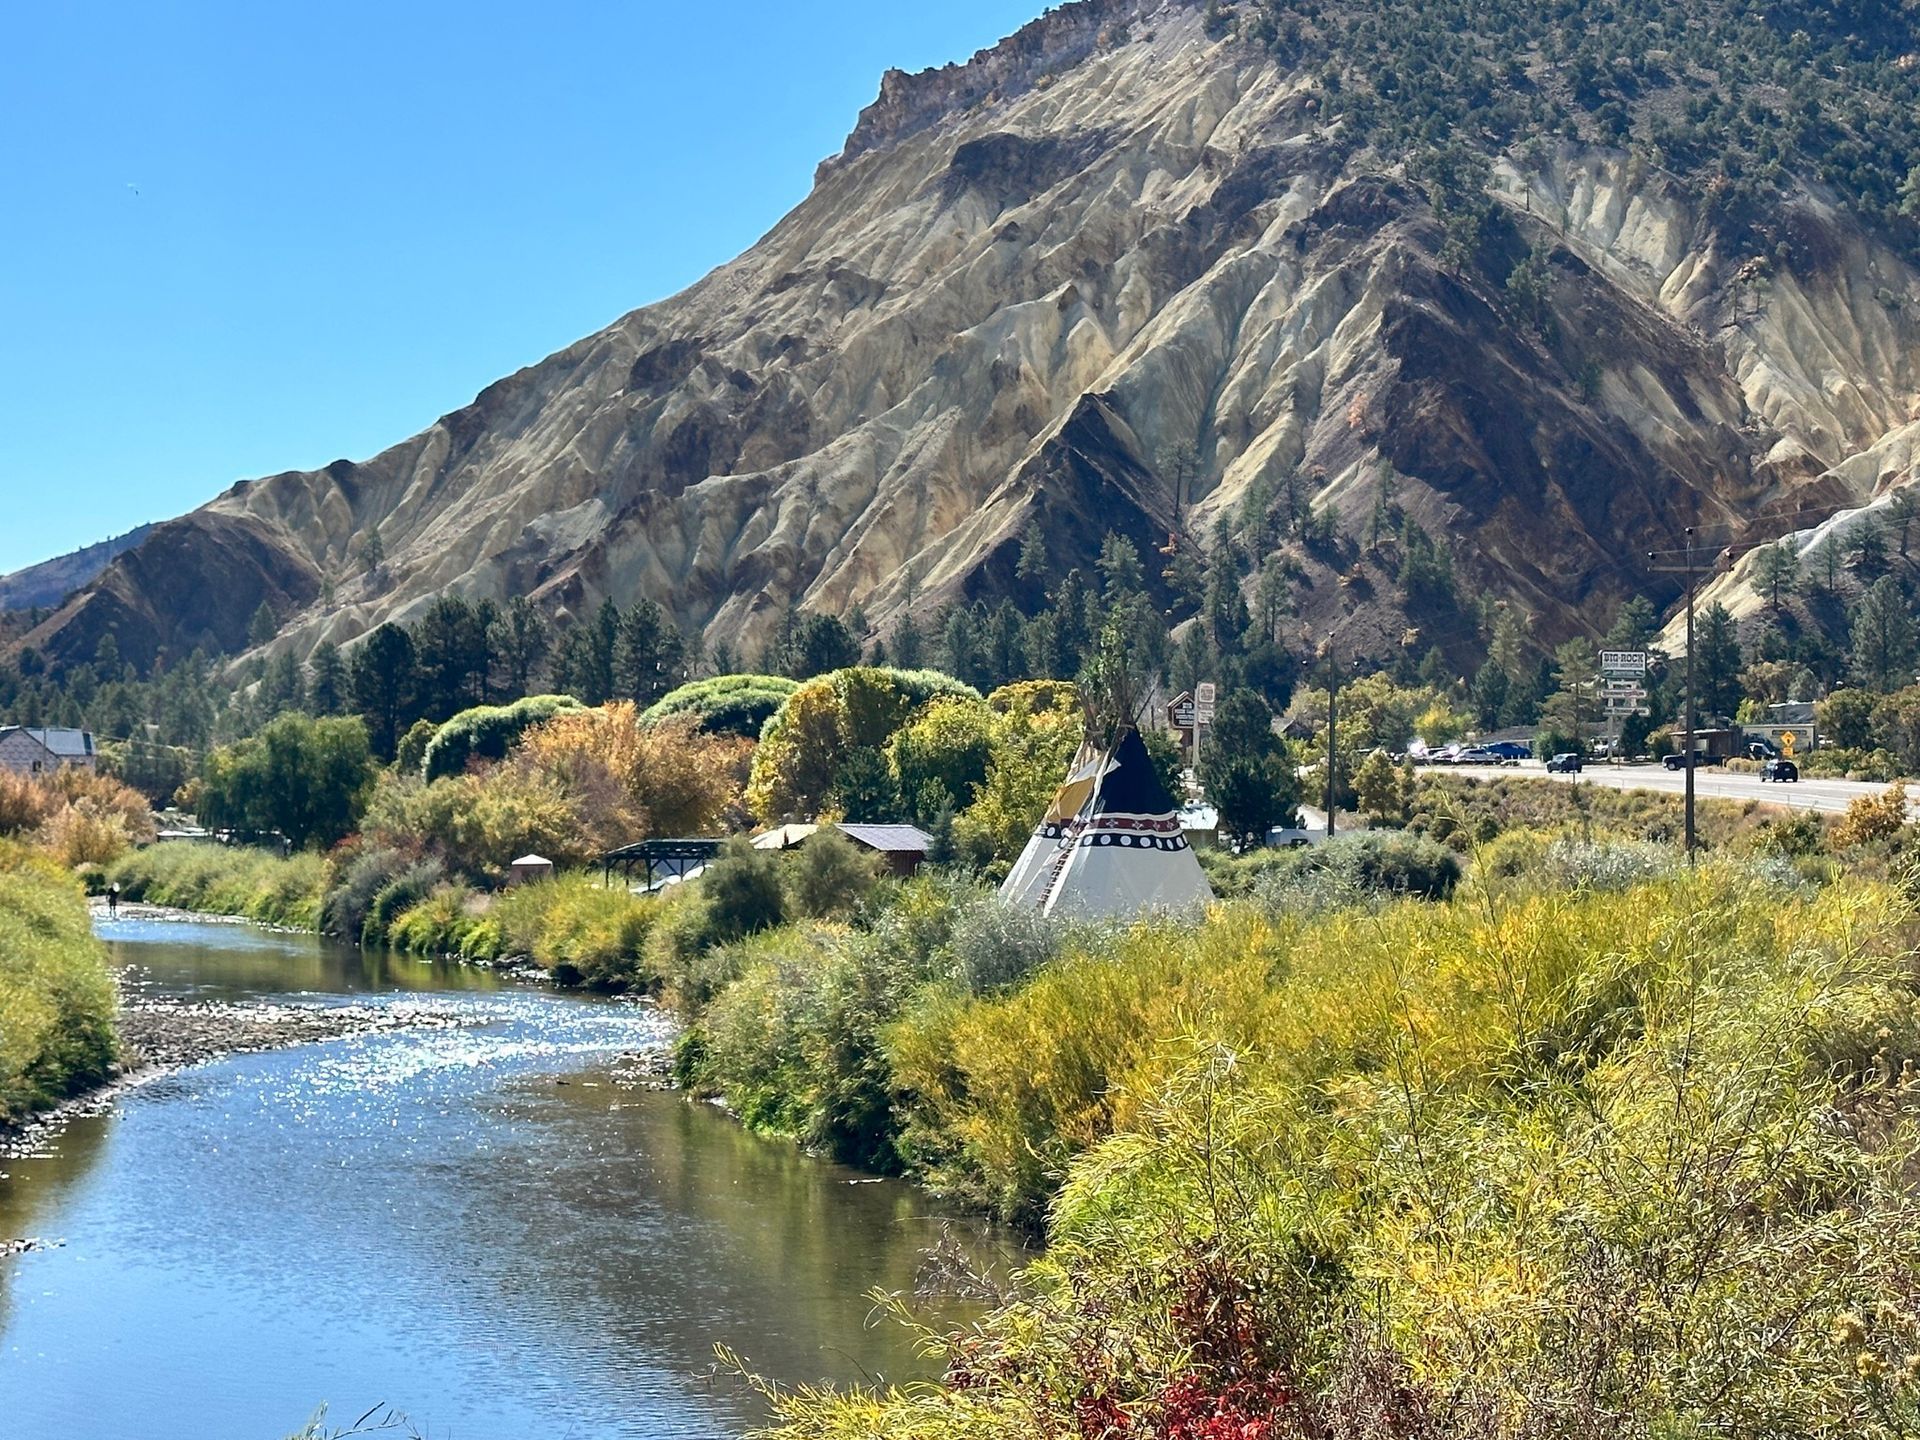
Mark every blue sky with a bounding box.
[0,2,1044,574]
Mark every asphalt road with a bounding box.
[1440,761,1897,815]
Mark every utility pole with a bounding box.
[1324,636,1338,841]
[1649,527,1702,862]
[1683,530,1696,862]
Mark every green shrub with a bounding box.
[1801,745,1904,782]
[107,843,327,930]
[783,828,884,919]
[640,674,798,739]
[318,847,414,941]
[387,885,504,962]
[944,896,1081,995]
[363,859,444,947]
[420,694,583,781]
[1213,831,1461,907]
[490,873,659,989]
[0,845,116,1124]
[701,837,788,941]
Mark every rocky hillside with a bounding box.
[14,0,1920,674]
[0,525,153,614]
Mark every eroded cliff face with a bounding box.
[18,0,1920,673]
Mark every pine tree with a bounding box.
[1847,516,1890,580]
[892,611,924,670]
[1016,524,1049,587]
[1695,602,1744,721]
[1752,541,1800,612]
[490,596,550,698]
[1603,595,1659,650]
[247,601,278,650]
[1890,490,1918,561]
[1850,576,1919,692]
[309,641,347,715]
[614,598,682,704]
[349,624,417,760]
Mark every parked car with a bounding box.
[1545,752,1584,773]
[1662,752,1722,770]
[1760,758,1799,783]
[1455,746,1497,765]
[1484,741,1532,761]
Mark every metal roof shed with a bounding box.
[834,823,935,876]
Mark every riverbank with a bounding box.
[2,980,472,1161]
[102,845,660,990]
[0,846,116,1130]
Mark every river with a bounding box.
[0,917,1019,1439]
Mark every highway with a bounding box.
[1440,762,1898,815]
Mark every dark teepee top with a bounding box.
[1086,727,1176,819]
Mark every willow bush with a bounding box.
[106,841,327,930]
[0,843,116,1124]
[749,861,1920,1440]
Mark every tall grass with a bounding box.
[0,843,116,1124]
[753,860,1920,1439]
[106,842,327,930]
[487,874,659,989]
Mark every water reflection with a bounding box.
[0,922,1021,1439]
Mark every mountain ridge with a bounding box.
[12,0,1920,677]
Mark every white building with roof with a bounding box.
[0,727,97,777]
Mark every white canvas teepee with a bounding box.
[999,741,1104,908]
[1039,728,1215,920]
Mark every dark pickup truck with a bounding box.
[1662,753,1724,771]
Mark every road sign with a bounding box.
[1167,691,1197,730]
[1194,681,1216,722]
[1780,730,1797,758]
[1600,650,1649,676]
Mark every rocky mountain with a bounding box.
[14,0,1920,675]
[0,525,154,614]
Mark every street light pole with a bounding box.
[1683,528,1697,862]
[1650,529,1700,863]
[1324,636,1337,841]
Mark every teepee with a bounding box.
[999,741,1106,908]
[1039,727,1214,920]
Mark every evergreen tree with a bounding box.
[1198,689,1299,848]
[943,608,985,690]
[983,601,1026,689]
[789,612,861,679]
[1847,516,1890,580]
[1253,556,1292,643]
[1752,541,1800,612]
[1812,533,1845,592]
[349,623,417,761]
[1603,595,1659,650]
[1695,602,1744,721]
[1890,490,1918,562]
[1096,532,1147,600]
[614,598,684,704]
[263,650,306,714]
[1203,559,1252,654]
[412,596,492,720]
[1850,575,1919,692]
[309,641,347,715]
[891,612,923,670]
[490,596,551,697]
[247,600,278,650]
[1016,524,1049,587]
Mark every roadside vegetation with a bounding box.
[0,842,116,1125]
[741,849,1920,1440]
